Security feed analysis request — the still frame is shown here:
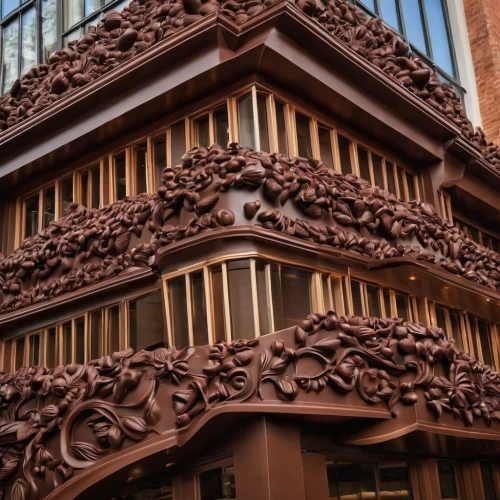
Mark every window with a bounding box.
[437,461,458,500]
[480,463,499,500]
[327,461,413,500]
[198,466,236,500]
[60,177,74,216]
[350,0,459,95]
[14,337,24,370]
[78,164,101,209]
[453,214,500,253]
[128,292,165,351]
[343,277,386,317]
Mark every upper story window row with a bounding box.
[17,85,423,243]
[349,0,460,96]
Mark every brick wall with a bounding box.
[464,0,500,144]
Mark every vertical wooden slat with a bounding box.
[267,94,278,153]
[228,97,239,144]
[166,127,173,169]
[381,158,389,191]
[310,118,320,159]
[221,262,232,342]
[203,266,214,344]
[349,141,359,177]
[208,110,215,146]
[367,150,375,186]
[265,262,275,333]
[146,136,155,194]
[331,129,341,173]
[251,86,261,152]
[185,274,194,346]
[163,280,175,348]
[288,107,298,156]
[250,259,260,338]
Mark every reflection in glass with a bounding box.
[47,327,56,368]
[191,273,208,346]
[199,466,236,500]
[154,138,166,189]
[238,94,255,150]
[379,0,400,31]
[357,147,371,182]
[327,462,377,499]
[275,100,288,154]
[227,260,254,339]
[338,135,352,174]
[257,94,270,152]
[214,106,229,148]
[134,144,148,194]
[2,19,19,95]
[129,293,164,351]
[114,153,126,200]
[43,187,56,228]
[171,120,186,168]
[194,115,210,147]
[85,0,101,16]
[169,277,189,348]
[2,0,19,18]
[296,112,312,158]
[438,462,458,499]
[64,0,83,30]
[108,306,120,354]
[401,0,427,53]
[21,8,37,76]
[91,311,103,360]
[25,194,39,237]
[318,126,334,169]
[29,334,40,366]
[42,0,57,63]
[15,338,25,370]
[75,317,85,364]
[60,177,73,215]
[379,463,412,499]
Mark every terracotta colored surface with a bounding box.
[0,311,498,499]
[2,144,500,314]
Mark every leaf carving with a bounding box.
[70,442,107,461]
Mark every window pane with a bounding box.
[134,144,147,195]
[338,135,353,174]
[271,263,285,331]
[480,463,498,500]
[90,166,100,209]
[75,317,85,364]
[256,260,271,334]
[199,466,236,500]
[191,272,208,346]
[372,154,385,189]
[2,0,19,17]
[47,327,56,368]
[435,306,447,333]
[129,293,164,351]
[318,126,334,169]
[397,167,406,200]
[15,338,25,370]
[366,284,381,317]
[468,225,480,244]
[171,120,186,167]
[214,105,229,148]
[153,138,166,189]
[438,462,458,499]
[43,187,55,228]
[327,462,377,498]
[275,100,288,154]
[29,334,40,366]
[351,280,363,316]
[62,321,72,364]
[60,177,73,216]
[478,319,493,366]
[386,161,397,195]
[380,463,413,499]
[360,0,375,12]
[227,260,255,340]
[2,19,20,95]
[63,27,82,46]
[91,311,103,360]
[257,94,270,152]
[194,115,210,147]
[25,194,39,237]
[114,152,126,200]
[21,7,37,77]
[401,0,427,53]
[406,172,416,200]
[211,265,226,341]
[64,0,84,30]
[108,306,120,354]
[395,293,409,321]
[80,172,89,207]
[169,277,189,348]
[423,0,455,77]
[357,147,371,182]
[85,0,101,16]
[322,275,333,311]
[238,94,256,150]
[379,0,400,31]
[42,0,57,62]
[281,266,311,328]
[449,311,463,351]
[296,112,312,158]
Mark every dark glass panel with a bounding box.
[171,120,186,168]
[386,161,397,195]
[357,147,371,182]
[275,100,288,154]
[449,311,463,351]
[280,266,311,328]
[401,0,427,53]
[134,144,147,195]
[238,94,256,150]
[211,265,226,341]
[366,284,381,317]
[480,463,498,500]
[62,321,72,364]
[271,263,285,331]
[327,462,377,498]
[2,19,19,95]
[25,194,39,237]
[468,225,480,244]
[214,105,229,148]
[60,177,73,216]
[169,277,189,348]
[129,293,164,351]
[395,293,409,321]
[47,328,56,368]
[108,306,120,354]
[80,171,89,207]
[114,153,127,200]
[257,94,270,152]
[438,462,458,499]
[351,280,363,316]
[396,167,406,200]
[227,260,254,340]
[379,0,400,31]
[478,319,493,366]
[322,275,333,311]
[379,463,413,499]
[406,172,417,200]
[15,338,25,370]
[153,138,166,189]
[191,272,208,346]
[75,317,85,364]
[90,166,100,209]
[338,135,353,174]
[318,126,334,169]
[296,112,312,158]
[91,311,103,360]
[199,466,236,500]
[256,260,270,335]
[43,187,56,228]
[21,7,37,76]
[29,334,40,366]
[435,305,447,333]
[194,115,210,147]
[372,154,385,189]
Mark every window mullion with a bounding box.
[251,86,261,151]
[395,0,407,40]
[249,259,260,338]
[221,262,232,342]
[265,262,275,333]
[419,0,434,59]
[203,267,215,344]
[184,274,194,346]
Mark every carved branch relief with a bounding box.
[0,312,498,499]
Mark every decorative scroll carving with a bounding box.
[2,144,500,313]
[1,0,499,172]
[0,313,498,499]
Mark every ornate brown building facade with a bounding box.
[0,0,499,499]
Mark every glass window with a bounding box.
[214,105,229,148]
[379,0,400,31]
[28,334,40,366]
[114,152,127,200]
[318,126,334,170]
[211,265,226,342]
[25,194,39,238]
[372,154,385,189]
[194,115,210,147]
[296,112,312,158]
[397,167,406,200]
[275,100,288,154]
[257,94,270,152]
[2,0,19,18]
[129,293,164,351]
[2,19,20,95]
[351,279,364,316]
[401,0,427,53]
[256,260,271,335]
[199,466,236,500]
[62,321,72,364]
[108,305,120,354]
[359,0,375,12]
[322,274,333,312]
[238,94,255,150]
[43,187,55,228]
[153,138,166,189]
[75,317,85,364]
[438,462,458,499]
[60,177,73,216]
[90,166,100,209]
[21,7,36,77]
[366,284,381,317]
[42,0,57,63]
[477,319,493,366]
[357,147,371,182]
[15,338,24,370]
[386,161,397,196]
[171,120,186,168]
[395,293,409,321]
[169,276,189,348]
[91,311,103,360]
[435,306,447,333]
[227,260,255,340]
[191,272,208,346]
[338,135,352,175]
[379,463,412,499]
[64,0,84,30]
[480,463,498,500]
[80,171,89,207]
[406,172,417,200]
[449,311,463,351]
[327,462,377,499]
[134,144,148,195]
